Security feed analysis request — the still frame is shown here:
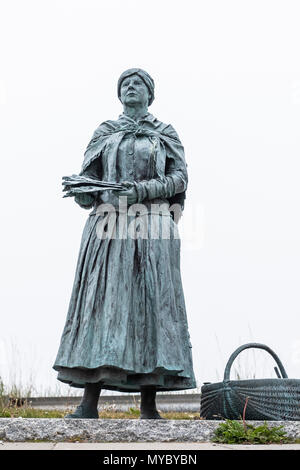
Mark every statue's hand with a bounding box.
[74,193,95,207]
[113,182,137,205]
[122,181,135,189]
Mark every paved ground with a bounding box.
[1,442,300,450]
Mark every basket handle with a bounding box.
[223,342,288,381]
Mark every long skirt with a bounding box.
[53,208,196,392]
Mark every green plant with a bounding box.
[0,376,5,408]
[128,407,140,417]
[212,420,292,445]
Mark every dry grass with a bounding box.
[0,403,200,420]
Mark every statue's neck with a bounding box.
[123,104,148,122]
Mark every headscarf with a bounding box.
[117,68,155,106]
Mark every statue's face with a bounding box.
[120,74,149,107]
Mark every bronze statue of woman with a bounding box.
[53,68,196,419]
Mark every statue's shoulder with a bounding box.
[152,118,180,141]
[92,119,120,136]
[146,113,178,138]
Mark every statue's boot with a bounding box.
[65,382,101,419]
[140,386,164,419]
[65,404,99,419]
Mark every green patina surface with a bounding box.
[52,69,196,396]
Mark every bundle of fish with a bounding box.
[62,174,125,198]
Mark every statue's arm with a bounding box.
[134,165,187,203]
[74,122,113,209]
[134,129,188,203]
[74,158,102,209]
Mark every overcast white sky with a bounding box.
[0,0,299,396]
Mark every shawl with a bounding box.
[80,113,188,209]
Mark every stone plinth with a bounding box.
[0,419,300,442]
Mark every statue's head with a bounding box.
[117,68,155,107]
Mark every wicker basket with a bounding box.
[200,343,300,420]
